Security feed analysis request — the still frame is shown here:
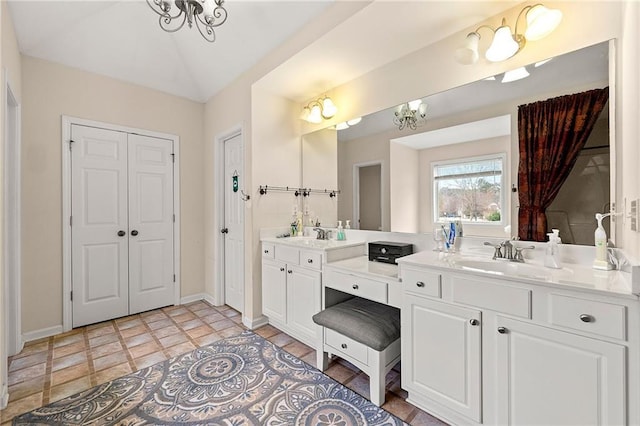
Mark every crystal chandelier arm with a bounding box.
[159,11,188,33]
[146,0,182,20]
[194,18,217,42]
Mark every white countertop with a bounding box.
[397,250,637,299]
[261,236,365,252]
[324,256,400,281]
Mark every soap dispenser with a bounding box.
[544,229,561,269]
[593,213,612,270]
[337,220,345,241]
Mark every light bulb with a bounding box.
[335,122,349,130]
[408,99,422,111]
[321,97,337,118]
[346,117,362,126]
[525,5,562,41]
[307,104,323,123]
[203,0,215,20]
[454,32,480,65]
[501,67,530,83]
[485,24,519,62]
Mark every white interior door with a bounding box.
[128,134,175,314]
[223,134,244,313]
[71,125,129,327]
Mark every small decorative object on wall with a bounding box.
[232,170,239,193]
[146,0,228,42]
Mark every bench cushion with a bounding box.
[312,297,400,351]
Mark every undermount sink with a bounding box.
[452,258,570,280]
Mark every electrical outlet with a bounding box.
[631,199,638,232]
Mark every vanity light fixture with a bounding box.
[146,0,228,42]
[300,96,338,124]
[455,3,562,65]
[501,66,530,83]
[393,99,427,130]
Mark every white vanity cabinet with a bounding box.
[399,262,638,426]
[261,242,321,346]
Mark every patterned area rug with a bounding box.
[13,331,405,425]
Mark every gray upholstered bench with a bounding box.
[312,297,401,406]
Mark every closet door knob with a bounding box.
[117,230,126,237]
[131,230,139,236]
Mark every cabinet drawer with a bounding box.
[275,245,299,264]
[262,243,275,259]
[300,250,322,270]
[325,328,368,365]
[323,269,387,304]
[549,294,627,340]
[402,268,441,298]
[451,275,531,319]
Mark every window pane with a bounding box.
[434,157,503,224]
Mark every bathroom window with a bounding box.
[432,154,505,225]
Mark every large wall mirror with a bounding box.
[302,41,611,244]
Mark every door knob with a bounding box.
[131,230,139,236]
[117,230,126,237]
[221,228,229,234]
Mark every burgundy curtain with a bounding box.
[517,88,609,241]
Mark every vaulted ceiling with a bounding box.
[8,1,517,103]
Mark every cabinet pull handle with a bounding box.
[580,314,594,323]
[280,267,285,272]
[131,230,139,236]
[416,281,425,288]
[307,259,313,264]
[117,230,126,237]
[352,284,359,290]
[341,343,347,349]
[497,327,508,334]
[469,319,479,326]
[287,270,293,274]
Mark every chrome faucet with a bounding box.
[313,227,331,240]
[484,241,534,263]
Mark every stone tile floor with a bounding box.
[1,301,447,425]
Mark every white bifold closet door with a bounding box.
[71,125,174,328]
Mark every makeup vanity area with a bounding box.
[260,233,639,425]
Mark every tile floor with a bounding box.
[1,301,447,425]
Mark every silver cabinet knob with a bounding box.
[279,267,285,272]
[416,281,425,288]
[307,259,313,264]
[580,314,594,323]
[264,249,269,254]
[287,270,293,274]
[352,284,359,290]
[497,327,508,334]
[341,343,347,349]
[469,319,479,326]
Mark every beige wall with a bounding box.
[390,142,419,233]
[302,128,338,228]
[21,56,205,333]
[1,0,22,404]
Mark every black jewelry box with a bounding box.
[368,241,414,264]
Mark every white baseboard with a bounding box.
[180,293,208,305]
[22,325,63,344]
[243,315,268,330]
[202,293,221,307]
[1,383,8,409]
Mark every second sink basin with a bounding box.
[452,258,569,280]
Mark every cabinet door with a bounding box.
[496,317,626,426]
[262,259,287,323]
[287,265,321,343]
[402,295,482,422]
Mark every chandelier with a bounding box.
[393,100,427,130]
[146,0,228,42]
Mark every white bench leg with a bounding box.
[369,350,386,406]
[316,329,329,371]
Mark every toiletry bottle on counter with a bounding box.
[544,229,561,269]
[593,213,613,270]
[337,221,345,241]
[345,220,351,229]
